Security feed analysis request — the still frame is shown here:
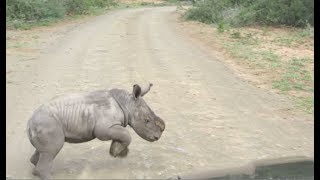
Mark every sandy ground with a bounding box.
[6,7,314,179]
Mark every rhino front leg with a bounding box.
[94,125,131,158]
[30,150,40,166]
[110,140,129,158]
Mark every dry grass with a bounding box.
[176,15,314,114]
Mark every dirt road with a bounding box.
[6,7,313,179]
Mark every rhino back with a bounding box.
[46,90,121,143]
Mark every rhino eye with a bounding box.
[144,119,150,123]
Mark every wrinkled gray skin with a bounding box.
[26,83,165,180]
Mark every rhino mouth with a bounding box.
[140,134,161,142]
[149,135,160,142]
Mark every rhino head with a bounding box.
[128,83,165,142]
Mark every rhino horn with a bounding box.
[140,83,153,97]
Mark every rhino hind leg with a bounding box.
[32,132,64,179]
[28,109,65,179]
[32,138,64,179]
[32,152,55,180]
[30,150,40,166]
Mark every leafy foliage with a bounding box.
[6,0,117,27]
[185,0,313,27]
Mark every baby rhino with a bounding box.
[27,83,165,179]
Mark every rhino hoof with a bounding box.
[32,168,39,176]
[118,147,129,158]
[109,141,129,158]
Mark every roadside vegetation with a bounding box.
[6,0,118,30]
[6,0,183,30]
[181,0,314,114]
[185,0,313,27]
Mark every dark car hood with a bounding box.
[169,156,314,180]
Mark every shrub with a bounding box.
[235,0,314,27]
[6,0,65,21]
[184,0,229,24]
[185,0,314,27]
[64,0,92,15]
[6,0,117,28]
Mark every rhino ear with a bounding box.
[133,84,142,99]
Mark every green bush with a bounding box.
[6,0,65,21]
[89,0,115,7]
[185,0,314,27]
[6,0,117,27]
[184,0,230,24]
[235,0,314,27]
[64,0,91,15]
